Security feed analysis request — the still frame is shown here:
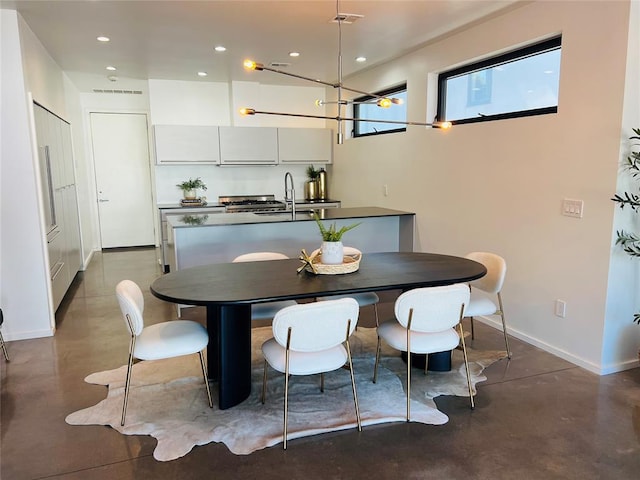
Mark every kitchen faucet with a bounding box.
[284,172,296,219]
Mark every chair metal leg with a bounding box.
[283,349,290,450]
[0,330,9,362]
[497,293,512,359]
[458,323,475,409]
[345,337,362,431]
[320,372,325,392]
[121,336,136,426]
[373,335,382,383]
[198,351,213,408]
[470,316,475,340]
[373,303,379,328]
[261,359,268,404]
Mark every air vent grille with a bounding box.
[331,13,363,24]
[92,89,143,95]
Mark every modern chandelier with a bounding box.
[240,0,451,144]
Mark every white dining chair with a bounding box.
[464,252,511,359]
[115,280,213,426]
[374,284,474,419]
[315,247,380,327]
[0,308,9,361]
[232,252,298,321]
[261,297,362,449]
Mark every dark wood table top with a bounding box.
[150,252,486,306]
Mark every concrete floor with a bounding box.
[1,247,639,479]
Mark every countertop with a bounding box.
[166,206,414,228]
[158,199,342,210]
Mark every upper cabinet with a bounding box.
[154,125,220,164]
[219,126,278,165]
[278,128,332,164]
[153,125,333,166]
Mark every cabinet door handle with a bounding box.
[98,199,109,203]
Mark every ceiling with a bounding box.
[3,0,521,92]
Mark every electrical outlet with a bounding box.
[554,299,567,318]
[562,198,584,218]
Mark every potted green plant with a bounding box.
[176,177,207,200]
[313,211,360,264]
[611,127,640,328]
[305,166,320,200]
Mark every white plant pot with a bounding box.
[322,241,344,265]
[183,189,197,200]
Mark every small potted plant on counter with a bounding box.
[305,166,320,200]
[313,211,360,264]
[177,177,207,200]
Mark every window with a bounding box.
[437,36,561,125]
[353,84,407,138]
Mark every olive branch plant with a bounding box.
[611,127,640,324]
[313,211,360,242]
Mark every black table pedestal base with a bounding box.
[401,350,452,372]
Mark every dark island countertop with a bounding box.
[166,206,414,228]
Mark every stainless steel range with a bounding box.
[219,194,286,213]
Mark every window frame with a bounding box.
[353,83,407,138]
[436,36,562,125]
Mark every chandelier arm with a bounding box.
[247,109,446,127]
[259,65,338,88]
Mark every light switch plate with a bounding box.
[562,198,583,218]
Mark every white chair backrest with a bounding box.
[394,284,470,333]
[272,298,359,352]
[115,280,145,336]
[233,252,289,262]
[465,252,506,294]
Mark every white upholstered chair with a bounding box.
[316,247,380,327]
[232,252,297,321]
[261,297,362,449]
[374,284,474,419]
[464,252,511,358]
[0,308,9,361]
[115,280,213,426]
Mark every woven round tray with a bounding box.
[305,253,361,275]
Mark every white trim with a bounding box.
[4,327,55,342]
[473,315,639,376]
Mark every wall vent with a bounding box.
[330,13,363,24]
[92,89,143,95]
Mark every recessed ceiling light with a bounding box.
[106,66,117,71]
[355,56,367,63]
[544,69,554,74]
[97,36,110,42]
[289,52,300,57]
[214,46,226,52]
[197,71,208,77]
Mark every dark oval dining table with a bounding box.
[150,251,486,409]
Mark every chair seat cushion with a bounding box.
[262,337,348,375]
[252,300,298,321]
[317,292,379,307]
[134,320,208,361]
[465,295,497,317]
[377,320,460,354]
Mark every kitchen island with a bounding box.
[165,207,415,272]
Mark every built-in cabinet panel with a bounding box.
[154,125,220,164]
[153,125,333,165]
[278,128,332,164]
[219,126,278,165]
[33,103,82,311]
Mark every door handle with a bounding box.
[98,199,109,202]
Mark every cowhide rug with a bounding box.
[66,327,506,461]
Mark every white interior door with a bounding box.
[90,113,155,248]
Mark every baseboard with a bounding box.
[473,316,639,376]
[81,249,98,271]
[3,327,55,342]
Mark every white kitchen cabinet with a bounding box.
[278,128,333,164]
[33,103,82,311]
[219,126,278,165]
[154,125,220,164]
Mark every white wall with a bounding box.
[331,1,633,373]
[0,10,54,339]
[603,0,640,372]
